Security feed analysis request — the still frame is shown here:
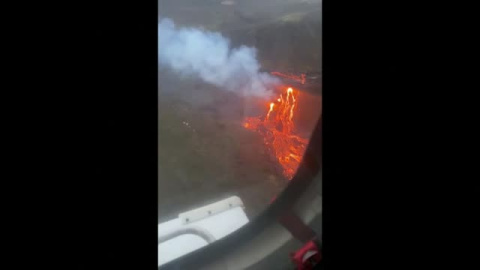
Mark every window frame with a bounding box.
[159,117,322,269]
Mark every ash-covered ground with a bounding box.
[158,0,321,223]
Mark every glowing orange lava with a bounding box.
[270,72,306,85]
[243,87,308,179]
[266,102,274,120]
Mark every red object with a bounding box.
[290,240,321,270]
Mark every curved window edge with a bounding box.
[159,117,322,269]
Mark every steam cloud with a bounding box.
[158,18,280,97]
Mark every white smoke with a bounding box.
[158,18,280,97]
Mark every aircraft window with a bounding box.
[158,0,322,266]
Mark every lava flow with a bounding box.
[243,87,308,180]
[270,71,306,85]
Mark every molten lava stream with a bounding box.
[243,87,308,180]
[270,72,306,85]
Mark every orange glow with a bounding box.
[270,71,306,85]
[287,87,293,102]
[242,87,307,180]
[289,103,295,121]
[266,102,275,120]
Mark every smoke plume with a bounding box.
[158,18,280,97]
